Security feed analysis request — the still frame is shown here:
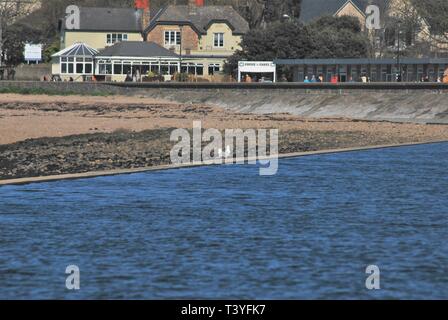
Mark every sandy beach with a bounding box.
[1,93,448,180]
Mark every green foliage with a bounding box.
[310,15,361,33]
[225,20,313,74]
[0,86,114,96]
[2,30,25,66]
[43,41,60,63]
[174,72,189,82]
[265,0,301,22]
[147,71,158,78]
[307,16,370,58]
[226,15,369,75]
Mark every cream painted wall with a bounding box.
[197,23,242,56]
[51,58,59,75]
[64,31,143,50]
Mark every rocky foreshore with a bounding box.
[1,94,448,180]
[0,128,441,180]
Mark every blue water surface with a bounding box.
[0,143,447,299]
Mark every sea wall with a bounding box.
[1,81,448,123]
[14,64,52,81]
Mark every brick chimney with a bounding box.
[189,0,204,7]
[135,0,150,30]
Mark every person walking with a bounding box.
[125,71,132,82]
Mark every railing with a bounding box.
[104,81,448,90]
[2,81,448,92]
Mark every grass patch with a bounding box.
[0,86,114,96]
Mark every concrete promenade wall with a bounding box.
[1,81,448,123]
[14,64,52,81]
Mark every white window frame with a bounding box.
[107,33,129,45]
[213,33,224,48]
[98,59,112,75]
[208,63,221,75]
[60,57,93,75]
[181,63,204,76]
[164,31,181,46]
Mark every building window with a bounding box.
[122,62,132,75]
[107,33,129,45]
[196,65,204,75]
[60,57,93,75]
[98,60,112,75]
[164,31,181,46]
[113,62,123,75]
[76,63,83,74]
[85,63,92,74]
[76,57,84,74]
[61,57,68,73]
[105,60,178,75]
[208,64,221,75]
[214,33,224,47]
[181,63,204,76]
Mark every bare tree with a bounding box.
[375,0,433,58]
[0,0,36,66]
[411,0,448,57]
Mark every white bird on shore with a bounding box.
[218,145,231,158]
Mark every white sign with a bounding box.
[238,61,277,82]
[24,44,42,61]
[238,61,276,73]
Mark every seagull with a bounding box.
[218,145,231,158]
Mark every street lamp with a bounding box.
[282,14,292,22]
[179,25,183,77]
[396,20,402,82]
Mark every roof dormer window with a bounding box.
[213,33,224,48]
[107,33,129,45]
[164,31,181,46]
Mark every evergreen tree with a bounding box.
[226,16,370,76]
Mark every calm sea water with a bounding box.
[1,143,447,299]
